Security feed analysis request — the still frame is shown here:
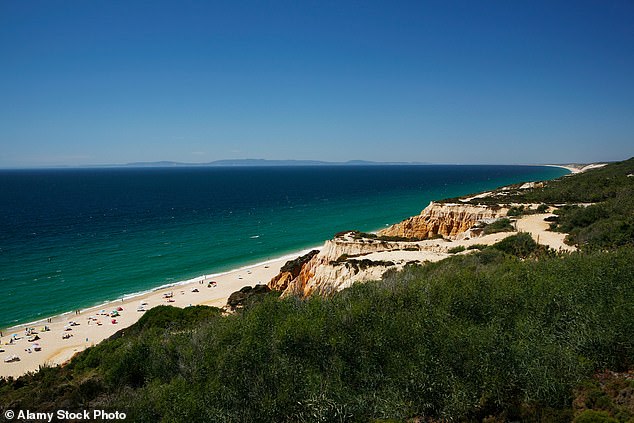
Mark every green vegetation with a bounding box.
[2,247,632,422]
[445,158,634,250]
[331,258,396,271]
[467,244,488,250]
[448,245,466,254]
[536,203,549,213]
[482,217,515,235]
[335,230,428,242]
[1,158,633,422]
[572,372,634,423]
[443,158,634,208]
[525,160,634,204]
[489,232,542,258]
[550,201,634,249]
[507,205,526,216]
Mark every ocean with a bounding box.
[0,165,568,329]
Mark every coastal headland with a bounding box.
[1,158,633,422]
[0,164,584,379]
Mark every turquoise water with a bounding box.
[0,165,568,328]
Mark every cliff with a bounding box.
[268,250,319,291]
[273,237,394,298]
[269,232,453,298]
[378,202,508,239]
[268,203,511,298]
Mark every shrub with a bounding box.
[467,244,488,250]
[482,218,515,235]
[490,232,539,258]
[573,410,619,423]
[3,248,634,422]
[507,205,525,216]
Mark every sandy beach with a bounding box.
[0,188,579,380]
[545,163,607,174]
[0,208,575,379]
[0,254,303,378]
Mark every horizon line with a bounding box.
[0,158,606,171]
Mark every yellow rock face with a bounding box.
[378,202,508,239]
[268,203,509,299]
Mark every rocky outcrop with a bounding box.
[268,250,319,291]
[270,234,447,298]
[278,238,392,298]
[378,202,508,240]
[226,284,271,311]
[268,203,510,299]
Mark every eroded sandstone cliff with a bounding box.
[267,203,510,299]
[273,236,397,298]
[378,202,508,239]
[268,250,319,291]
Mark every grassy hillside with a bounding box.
[2,158,633,422]
[445,158,634,251]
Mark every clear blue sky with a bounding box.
[1,0,632,167]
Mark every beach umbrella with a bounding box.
[117,306,123,311]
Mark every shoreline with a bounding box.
[543,163,607,174]
[2,246,322,333]
[0,246,321,378]
[0,165,578,378]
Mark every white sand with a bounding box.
[515,213,576,252]
[0,256,295,378]
[545,163,607,174]
[362,212,575,263]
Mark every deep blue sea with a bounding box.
[0,165,568,328]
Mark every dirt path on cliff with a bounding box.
[515,213,576,252]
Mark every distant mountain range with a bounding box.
[119,159,430,167]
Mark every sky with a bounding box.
[1,0,633,167]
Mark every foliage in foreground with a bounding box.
[2,158,633,421]
[1,247,632,422]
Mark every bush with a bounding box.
[4,247,634,422]
[482,218,515,235]
[448,246,466,254]
[507,205,526,216]
[467,244,488,250]
[573,410,619,423]
[490,232,539,258]
[549,198,634,249]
